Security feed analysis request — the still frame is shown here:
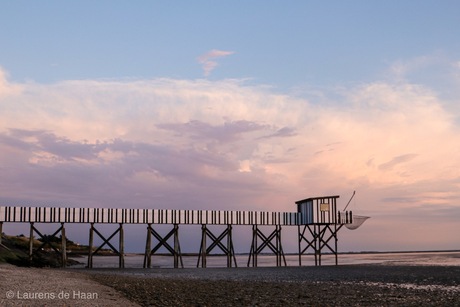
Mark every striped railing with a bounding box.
[0,206,301,226]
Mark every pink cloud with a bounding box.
[0,68,22,98]
[197,49,235,76]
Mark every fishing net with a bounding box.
[345,215,370,230]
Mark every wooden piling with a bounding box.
[143,224,152,268]
[277,225,281,267]
[0,222,3,245]
[29,222,34,263]
[61,223,66,267]
[253,224,257,267]
[248,224,257,267]
[227,225,232,268]
[173,224,181,269]
[335,223,339,265]
[119,223,124,269]
[200,224,207,268]
[88,223,94,268]
[314,225,318,266]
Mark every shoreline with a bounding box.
[92,249,460,259]
[1,264,459,306]
[67,250,460,269]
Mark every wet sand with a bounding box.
[83,264,460,306]
[1,264,459,306]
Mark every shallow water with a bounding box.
[69,251,460,268]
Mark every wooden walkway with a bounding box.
[0,195,356,268]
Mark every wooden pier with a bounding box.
[0,195,364,268]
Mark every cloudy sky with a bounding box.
[1,1,459,253]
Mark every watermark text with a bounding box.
[6,290,98,300]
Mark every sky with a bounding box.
[1,1,459,253]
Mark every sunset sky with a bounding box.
[1,2,459,253]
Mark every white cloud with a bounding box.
[197,49,235,76]
[387,55,434,80]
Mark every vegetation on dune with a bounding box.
[0,233,88,267]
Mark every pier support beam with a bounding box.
[248,225,286,267]
[298,224,343,266]
[61,223,67,266]
[88,223,94,268]
[87,223,125,268]
[0,222,3,245]
[143,224,183,268]
[119,223,124,269]
[29,223,33,263]
[28,222,67,267]
[197,224,237,268]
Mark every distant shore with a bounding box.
[131,249,460,256]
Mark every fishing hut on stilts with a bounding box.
[297,193,369,266]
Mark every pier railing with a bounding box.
[0,206,301,225]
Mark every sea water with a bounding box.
[69,251,460,269]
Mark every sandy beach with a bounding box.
[0,264,140,307]
[1,264,459,306]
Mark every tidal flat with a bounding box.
[1,263,459,306]
[83,265,460,306]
